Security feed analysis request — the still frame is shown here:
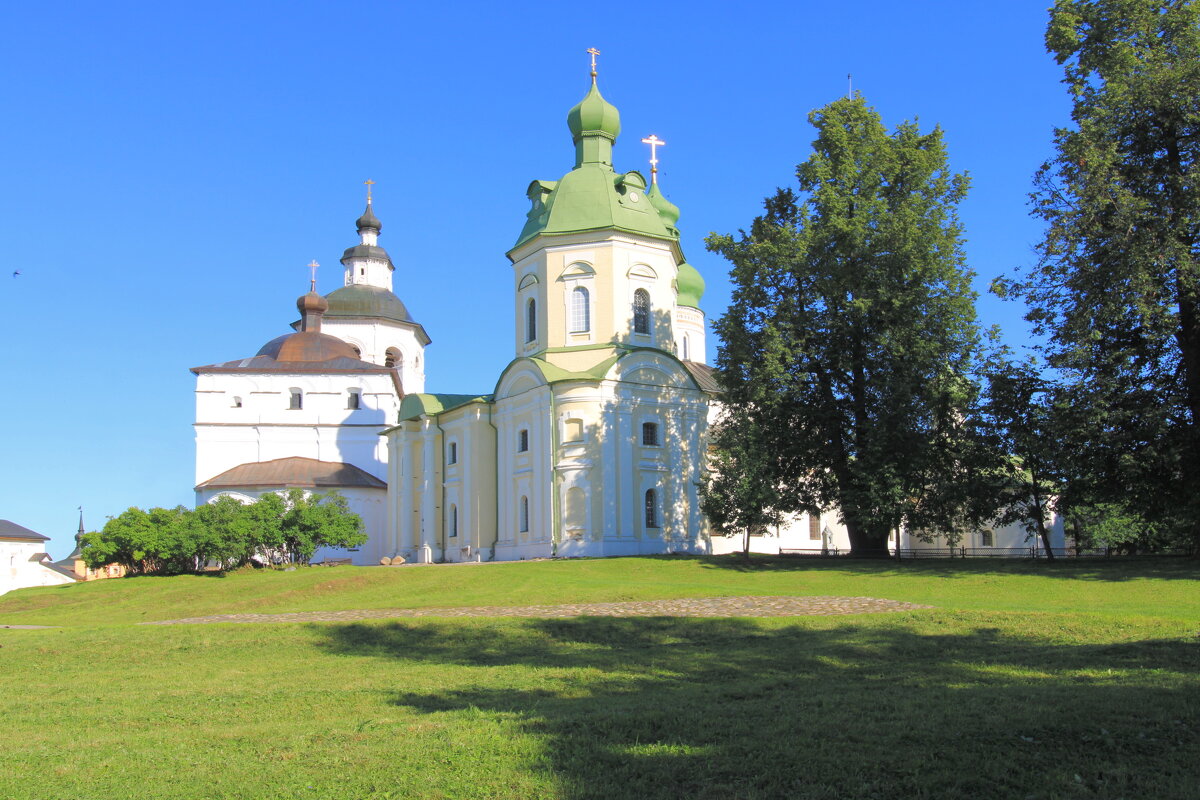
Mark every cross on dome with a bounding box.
[364,178,375,205]
[308,260,320,292]
[586,47,600,82]
[641,134,666,184]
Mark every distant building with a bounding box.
[1,520,79,596]
[54,513,125,581]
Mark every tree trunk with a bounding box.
[845,519,890,557]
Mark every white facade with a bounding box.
[1,523,78,596]
[193,370,398,487]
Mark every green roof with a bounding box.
[398,393,491,421]
[512,80,679,254]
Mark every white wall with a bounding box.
[1,540,76,596]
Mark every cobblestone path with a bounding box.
[142,595,933,625]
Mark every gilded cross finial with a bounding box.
[586,47,600,82]
[364,178,375,205]
[641,134,665,184]
[308,260,320,292]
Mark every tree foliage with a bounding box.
[707,95,992,556]
[999,0,1200,551]
[80,491,366,575]
[978,343,1066,558]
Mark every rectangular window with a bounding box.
[289,390,303,410]
[347,390,361,410]
[809,514,821,541]
[448,442,458,464]
[518,429,529,452]
[642,422,659,447]
[981,530,994,547]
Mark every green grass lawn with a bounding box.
[2,556,1197,799]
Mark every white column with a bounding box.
[616,405,634,538]
[418,417,437,563]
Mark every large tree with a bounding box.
[1002,0,1200,550]
[707,95,987,556]
[978,345,1066,558]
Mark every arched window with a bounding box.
[350,345,361,358]
[448,441,458,464]
[448,504,458,538]
[633,289,650,334]
[519,495,530,533]
[526,298,537,343]
[385,348,402,369]
[682,334,690,361]
[288,389,303,410]
[644,489,659,529]
[347,388,361,410]
[570,286,590,332]
[518,429,529,452]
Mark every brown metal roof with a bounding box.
[196,457,387,491]
[682,361,722,394]
[0,520,50,542]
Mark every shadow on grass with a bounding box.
[680,553,1200,582]
[317,617,1200,800]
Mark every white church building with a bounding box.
[192,67,1063,564]
[191,200,429,564]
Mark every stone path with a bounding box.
[141,595,933,625]
[0,624,59,629]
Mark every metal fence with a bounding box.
[777,546,1192,559]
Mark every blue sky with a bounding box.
[0,1,1069,558]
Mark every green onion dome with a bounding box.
[675,261,706,309]
[646,183,680,233]
[567,82,621,143]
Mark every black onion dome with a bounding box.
[356,202,382,232]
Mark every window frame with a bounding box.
[644,488,659,529]
[641,421,660,447]
[570,285,591,333]
[526,297,537,343]
[633,288,651,335]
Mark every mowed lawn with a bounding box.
[2,557,1197,799]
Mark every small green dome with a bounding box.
[676,261,706,309]
[567,82,621,143]
[646,183,680,231]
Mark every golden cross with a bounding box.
[308,260,320,292]
[364,178,375,204]
[586,47,600,81]
[641,134,666,184]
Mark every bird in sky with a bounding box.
[12,270,20,278]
